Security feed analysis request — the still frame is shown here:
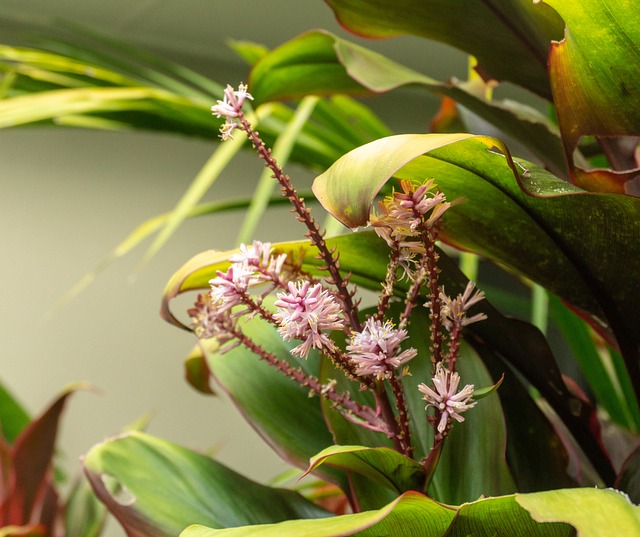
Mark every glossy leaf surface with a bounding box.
[200,316,344,487]
[162,231,585,487]
[517,488,640,536]
[324,0,564,99]
[543,0,640,190]
[182,488,640,536]
[249,30,566,176]
[83,432,331,537]
[181,492,455,536]
[306,446,426,494]
[312,134,640,408]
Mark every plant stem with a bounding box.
[238,114,361,333]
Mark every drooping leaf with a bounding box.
[184,346,217,396]
[542,0,640,191]
[324,0,564,99]
[249,30,566,176]
[1,385,82,527]
[181,491,455,537]
[82,432,331,537]
[517,488,640,536]
[64,476,109,537]
[312,134,640,420]
[306,446,426,495]
[183,488,640,536]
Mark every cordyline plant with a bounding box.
[199,83,496,473]
[2,0,640,536]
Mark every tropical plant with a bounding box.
[2,1,640,536]
[0,382,110,537]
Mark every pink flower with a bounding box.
[211,83,253,140]
[371,179,450,243]
[211,83,253,119]
[209,263,257,312]
[273,281,344,358]
[229,241,287,283]
[439,281,487,331]
[347,318,417,380]
[419,364,476,434]
[187,293,236,348]
[209,241,288,312]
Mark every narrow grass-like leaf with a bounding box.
[549,294,640,431]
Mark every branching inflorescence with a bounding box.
[195,84,491,471]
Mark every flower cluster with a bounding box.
[347,318,417,380]
[440,281,488,331]
[370,179,450,251]
[187,293,236,348]
[209,241,289,314]
[419,364,477,434]
[273,281,345,358]
[186,82,495,469]
[211,83,253,140]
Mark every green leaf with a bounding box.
[184,346,217,396]
[181,491,455,537]
[325,0,564,99]
[200,315,344,486]
[542,0,640,190]
[469,342,576,492]
[249,31,565,176]
[549,294,640,431]
[306,446,426,494]
[0,380,30,444]
[64,476,109,537]
[312,134,640,414]
[83,432,331,537]
[185,488,638,536]
[517,488,640,536]
[162,231,608,483]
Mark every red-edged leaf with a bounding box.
[543,0,640,192]
[1,385,83,526]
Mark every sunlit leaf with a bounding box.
[517,488,640,536]
[181,491,455,537]
[312,134,640,429]
[306,445,426,494]
[541,0,640,191]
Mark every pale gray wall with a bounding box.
[1,2,466,535]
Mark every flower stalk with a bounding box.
[200,84,491,476]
